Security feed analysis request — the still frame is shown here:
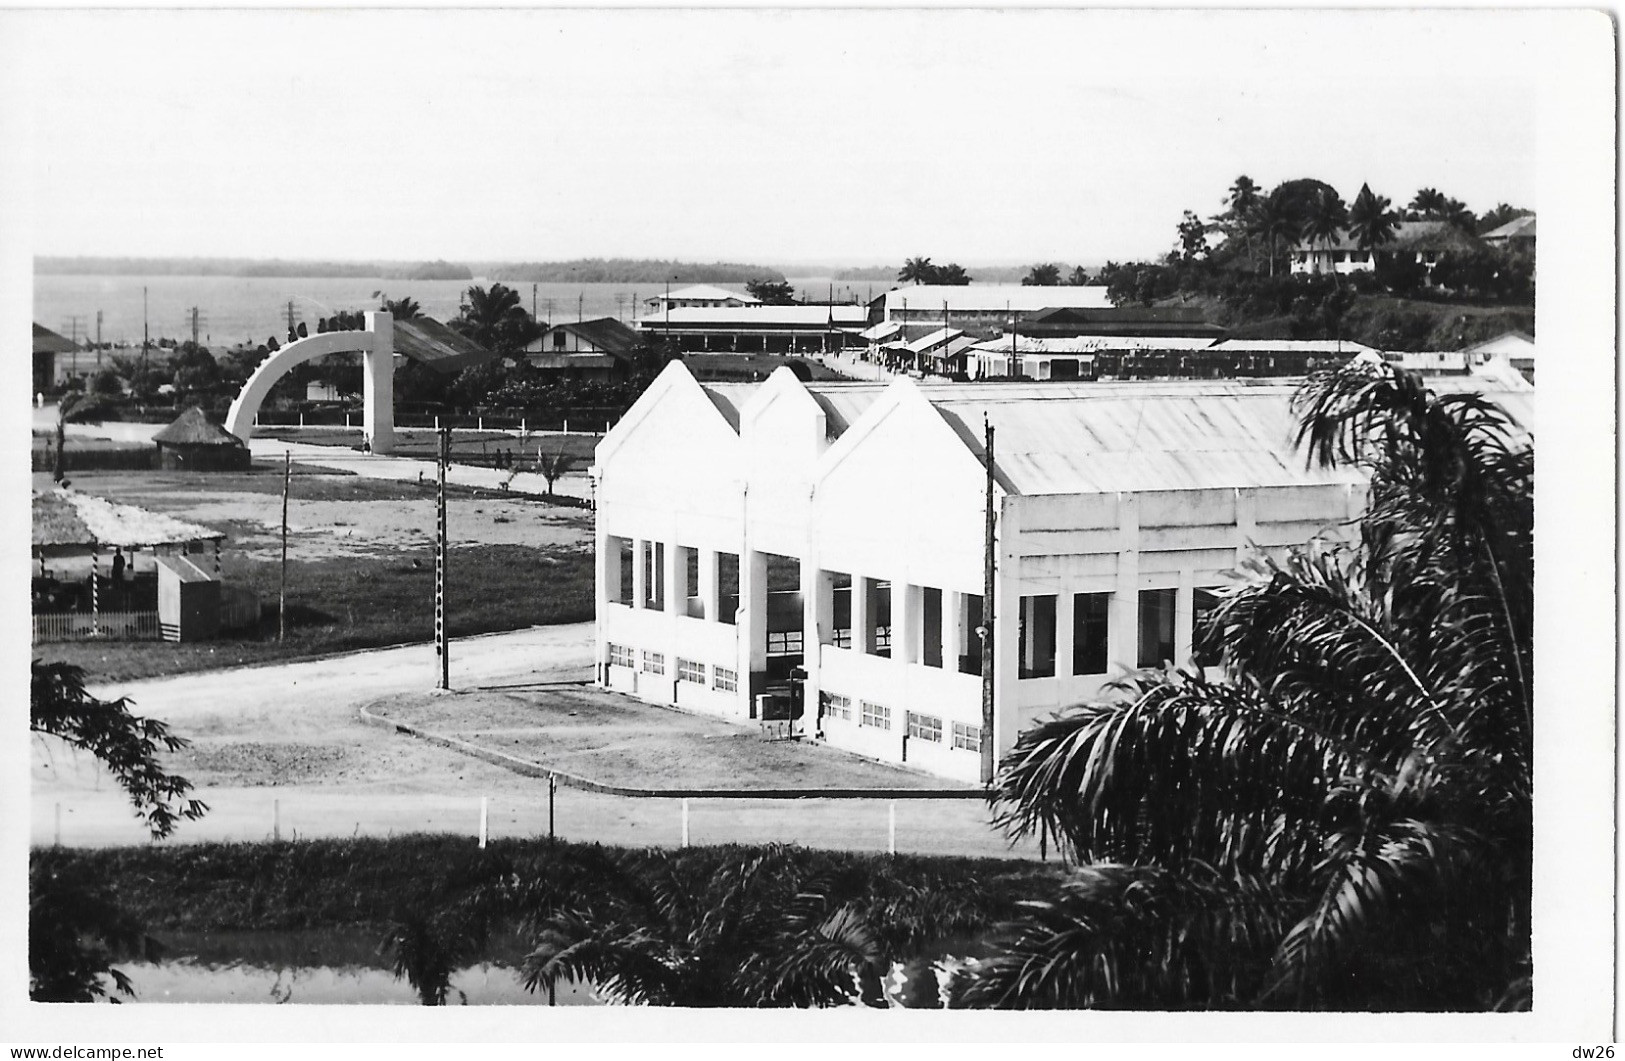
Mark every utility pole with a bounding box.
[279,452,291,642]
[142,287,150,376]
[435,423,451,690]
[532,283,537,321]
[980,418,997,785]
[578,292,584,323]
[187,306,204,347]
[95,310,102,368]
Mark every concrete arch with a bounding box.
[226,311,395,454]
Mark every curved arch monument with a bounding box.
[226,310,396,454]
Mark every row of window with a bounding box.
[606,643,737,693]
[1017,588,1221,679]
[820,691,982,752]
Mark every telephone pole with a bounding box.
[279,452,291,642]
[95,310,103,368]
[980,418,997,785]
[435,423,451,690]
[186,306,206,347]
[142,287,150,375]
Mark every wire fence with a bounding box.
[32,610,162,642]
[37,786,1044,862]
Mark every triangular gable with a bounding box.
[815,376,1013,497]
[593,359,740,471]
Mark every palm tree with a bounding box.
[1347,183,1399,256]
[520,847,888,1007]
[453,283,540,355]
[1301,189,1349,279]
[1408,187,1447,220]
[963,363,1532,1010]
[897,257,937,285]
[934,262,972,285]
[373,291,422,320]
[1249,191,1301,278]
[1225,175,1262,269]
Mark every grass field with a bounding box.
[34,466,594,682]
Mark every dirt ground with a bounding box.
[59,469,592,562]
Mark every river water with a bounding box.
[32,275,881,349]
[118,927,598,1006]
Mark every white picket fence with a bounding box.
[32,610,162,642]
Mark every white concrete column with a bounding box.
[893,579,918,665]
[363,311,395,455]
[698,548,719,622]
[1236,487,1258,564]
[598,530,618,608]
[943,589,964,674]
[743,548,768,677]
[853,575,872,654]
[632,537,648,610]
[1055,585,1075,679]
[665,542,685,620]
[993,499,1023,759]
[1175,568,1195,668]
[802,560,825,652]
[811,568,835,647]
[1108,493,1140,673]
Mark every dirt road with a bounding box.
[32,624,1040,860]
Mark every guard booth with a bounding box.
[157,554,221,642]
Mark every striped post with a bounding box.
[681,798,690,848]
[479,796,488,848]
[90,548,99,638]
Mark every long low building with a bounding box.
[593,363,1407,782]
[970,335,1381,381]
[633,305,870,354]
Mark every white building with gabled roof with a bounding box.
[643,284,761,313]
[590,362,1428,781]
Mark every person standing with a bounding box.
[110,548,126,608]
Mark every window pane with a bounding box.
[1192,588,1222,667]
[1073,592,1110,675]
[1019,594,1057,678]
[921,587,942,668]
[1138,588,1176,668]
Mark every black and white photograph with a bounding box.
[0,5,1614,1053]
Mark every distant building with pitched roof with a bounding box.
[1479,214,1536,254]
[523,317,642,381]
[1290,219,1486,278]
[644,284,762,314]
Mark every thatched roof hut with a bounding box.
[152,407,251,470]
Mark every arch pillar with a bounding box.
[225,311,396,454]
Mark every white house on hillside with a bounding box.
[591,363,1396,782]
[1290,220,1485,277]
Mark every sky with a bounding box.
[1,9,1549,267]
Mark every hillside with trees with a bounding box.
[1095,176,1533,351]
[35,257,474,280]
[485,259,785,284]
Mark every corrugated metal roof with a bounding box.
[970,335,1220,354]
[34,323,78,355]
[650,284,761,304]
[393,317,497,373]
[905,327,966,354]
[698,382,762,430]
[1211,338,1379,355]
[1481,215,1536,240]
[803,382,890,437]
[1462,331,1535,357]
[925,387,1361,496]
[636,306,869,328]
[1293,219,1484,255]
[861,321,903,342]
[884,284,1113,314]
[34,489,224,549]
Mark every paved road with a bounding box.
[33,623,1041,861]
